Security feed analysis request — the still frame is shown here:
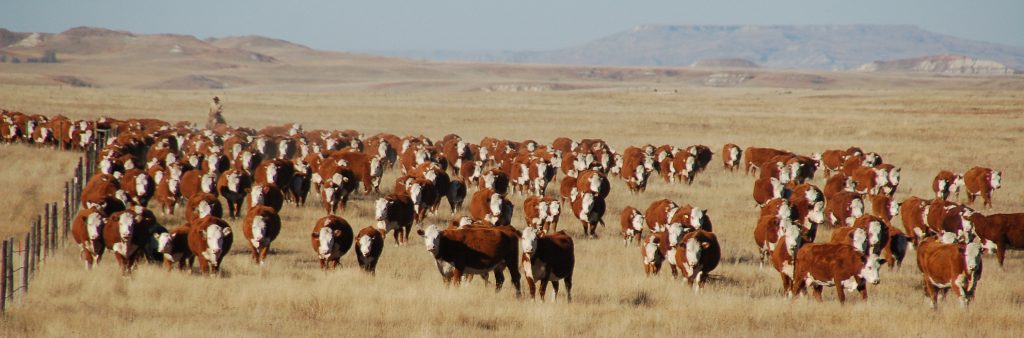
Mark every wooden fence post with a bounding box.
[43,207,50,259]
[7,239,13,300]
[64,183,71,242]
[22,234,29,293]
[51,203,58,250]
[1,239,7,314]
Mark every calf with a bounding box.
[311,215,354,270]
[374,194,416,246]
[188,216,234,275]
[520,227,575,302]
[916,237,983,308]
[417,224,522,296]
[791,243,881,304]
[71,207,106,269]
[154,225,194,271]
[620,206,645,246]
[932,170,964,201]
[963,167,1001,208]
[675,229,720,292]
[243,206,281,266]
[354,226,385,274]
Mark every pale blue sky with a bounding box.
[3,0,1021,51]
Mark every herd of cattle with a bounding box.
[1,109,1020,306]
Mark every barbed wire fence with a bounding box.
[1,125,115,315]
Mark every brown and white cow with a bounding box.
[71,207,106,269]
[575,169,610,200]
[121,169,155,207]
[722,143,742,172]
[823,173,857,201]
[850,166,889,195]
[867,194,901,223]
[644,199,679,232]
[901,196,934,246]
[672,204,712,232]
[752,177,785,207]
[374,193,416,246]
[469,188,513,226]
[184,193,224,223]
[179,169,218,203]
[932,170,965,201]
[155,224,194,271]
[559,174,578,204]
[755,215,792,267]
[672,152,698,185]
[824,191,865,227]
[771,219,807,296]
[417,224,522,296]
[620,206,646,246]
[791,243,881,304]
[570,191,605,238]
[642,223,688,276]
[81,173,119,209]
[445,178,468,215]
[972,213,1024,268]
[916,237,983,308]
[102,210,145,274]
[963,167,1002,208]
[820,148,862,178]
[675,229,720,292]
[520,227,575,302]
[479,168,511,196]
[925,200,978,243]
[246,183,285,213]
[216,169,252,219]
[523,195,561,234]
[187,216,233,275]
[153,165,183,215]
[354,226,385,274]
[242,206,281,266]
[743,147,791,176]
[311,215,354,270]
[408,178,440,223]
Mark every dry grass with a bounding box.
[0,144,80,239]
[0,83,1023,337]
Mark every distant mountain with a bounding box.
[379,25,1024,71]
[858,54,1017,75]
[690,58,758,69]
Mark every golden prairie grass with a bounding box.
[0,84,1022,337]
[0,144,80,239]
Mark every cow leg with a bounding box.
[538,279,549,301]
[525,276,537,300]
[493,269,506,292]
[983,192,992,208]
[832,278,847,304]
[812,284,823,302]
[780,273,792,297]
[564,275,573,303]
[858,283,868,300]
[451,269,463,287]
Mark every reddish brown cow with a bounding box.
[216,169,252,219]
[479,168,511,196]
[620,206,646,246]
[417,224,522,296]
[179,170,218,202]
[559,175,578,204]
[824,192,865,227]
[470,188,514,226]
[246,183,285,213]
[644,199,679,232]
[850,166,888,195]
[520,227,575,302]
[523,195,562,233]
[867,194,900,223]
[184,193,224,223]
[743,147,791,176]
[153,166,182,215]
[752,177,785,207]
[722,143,742,172]
[242,206,281,265]
[71,207,106,269]
[81,174,120,208]
[575,170,610,200]
[674,230,720,291]
[900,196,933,245]
[311,215,354,270]
[354,226,385,274]
[791,243,881,304]
[755,215,788,267]
[973,213,1024,268]
[570,191,606,238]
[155,224,194,271]
[771,219,807,296]
[932,170,964,201]
[916,237,983,308]
[102,210,147,275]
[963,167,1002,208]
[823,173,856,201]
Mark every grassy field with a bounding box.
[0,83,1022,337]
[0,144,80,239]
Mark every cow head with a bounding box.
[206,155,221,173]
[419,224,441,254]
[729,146,741,165]
[776,200,792,221]
[188,154,201,169]
[860,253,882,285]
[155,232,174,254]
[410,182,424,213]
[520,226,540,257]
[358,232,375,257]
[643,236,660,265]
[958,209,978,243]
[535,200,550,222]
[586,173,601,193]
[851,228,869,254]
[201,223,230,266]
[685,156,696,176]
[866,219,885,254]
[315,226,335,258]
[951,173,965,193]
[265,163,278,185]
[889,200,902,219]
[488,193,503,217]
[114,190,130,206]
[843,177,856,192]
[250,215,267,249]
[85,212,104,241]
[374,198,390,222]
[990,170,1002,189]
[546,200,561,221]
[850,198,865,219]
[788,162,802,183]
[804,187,822,203]
[370,157,384,178]
[683,236,707,276]
[249,187,265,207]
[808,201,826,225]
[227,172,241,192]
[470,161,483,181]
[117,212,135,241]
[197,200,213,219]
[888,168,901,186]
[134,174,150,197]
[578,193,595,222]
[201,172,217,193]
[782,220,803,259]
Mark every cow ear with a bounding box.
[222,227,232,236]
[199,230,206,237]
[311,232,319,238]
[153,233,161,240]
[333,229,344,237]
[701,242,710,249]
[416,229,426,237]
